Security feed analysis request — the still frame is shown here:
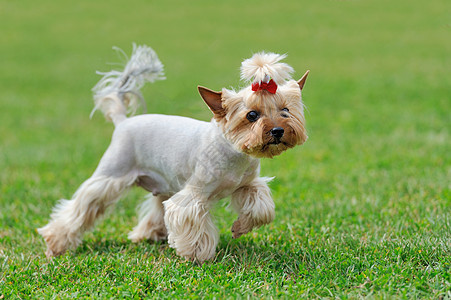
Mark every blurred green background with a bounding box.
[0,0,449,298]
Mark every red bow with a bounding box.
[251,79,277,94]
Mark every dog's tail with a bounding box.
[91,44,165,126]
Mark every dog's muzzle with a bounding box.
[269,127,284,144]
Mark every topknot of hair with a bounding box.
[240,52,294,86]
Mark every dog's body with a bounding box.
[112,114,258,200]
[38,45,309,262]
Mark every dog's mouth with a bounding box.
[260,139,289,152]
[244,140,291,158]
[268,138,283,145]
[265,136,290,147]
[243,134,297,158]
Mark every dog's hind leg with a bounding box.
[38,173,136,258]
[230,177,275,239]
[128,194,168,243]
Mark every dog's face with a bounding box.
[199,71,309,158]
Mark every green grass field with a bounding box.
[1,0,450,298]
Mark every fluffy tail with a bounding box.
[91,44,165,126]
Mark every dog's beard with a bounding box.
[244,133,295,158]
[250,142,289,158]
[225,123,304,158]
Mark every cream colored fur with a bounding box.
[38,174,136,257]
[38,46,308,263]
[231,177,275,239]
[128,194,168,243]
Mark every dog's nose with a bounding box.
[270,127,284,139]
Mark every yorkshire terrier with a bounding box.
[38,45,309,262]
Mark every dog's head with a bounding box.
[199,52,308,158]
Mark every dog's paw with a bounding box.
[44,248,56,258]
[128,223,167,243]
[231,217,253,239]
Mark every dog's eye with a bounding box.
[281,108,289,118]
[246,111,260,122]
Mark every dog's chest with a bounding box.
[206,158,259,200]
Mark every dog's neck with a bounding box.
[208,118,260,167]
[211,119,246,153]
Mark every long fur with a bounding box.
[37,174,137,257]
[230,177,275,238]
[163,189,219,262]
[38,47,308,263]
[240,52,294,85]
[217,81,307,158]
[128,194,168,242]
[91,44,165,125]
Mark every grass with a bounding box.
[0,0,450,298]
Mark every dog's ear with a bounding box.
[297,70,310,91]
[198,86,224,116]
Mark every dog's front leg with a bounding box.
[230,177,275,239]
[163,188,218,263]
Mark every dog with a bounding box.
[38,45,309,263]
